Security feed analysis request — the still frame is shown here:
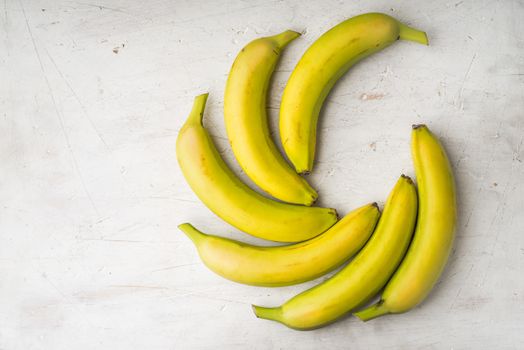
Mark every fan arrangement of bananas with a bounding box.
[176,13,456,330]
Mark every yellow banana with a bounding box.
[354,125,456,321]
[178,203,379,287]
[252,175,417,330]
[225,31,318,205]
[176,94,337,243]
[280,13,428,173]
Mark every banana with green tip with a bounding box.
[225,30,318,205]
[252,175,418,330]
[354,125,456,321]
[176,94,338,243]
[178,202,379,287]
[280,13,429,173]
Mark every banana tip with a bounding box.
[270,30,301,49]
[412,124,426,130]
[354,300,390,322]
[252,305,282,321]
[252,305,261,318]
[304,191,318,206]
[398,23,429,46]
[177,223,190,230]
[419,31,429,46]
[178,223,206,244]
[400,174,413,184]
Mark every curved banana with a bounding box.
[252,175,417,330]
[176,94,337,243]
[179,203,379,287]
[225,30,318,205]
[354,125,456,321]
[280,13,428,173]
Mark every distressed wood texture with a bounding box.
[1,0,523,349]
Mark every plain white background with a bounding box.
[1,0,523,348]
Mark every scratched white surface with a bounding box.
[1,0,523,348]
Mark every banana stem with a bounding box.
[398,23,429,45]
[187,93,209,125]
[178,223,206,245]
[353,301,390,322]
[270,30,301,49]
[252,305,283,322]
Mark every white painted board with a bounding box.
[1,0,523,348]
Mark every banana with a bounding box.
[252,175,417,330]
[354,125,456,321]
[176,94,337,243]
[225,30,318,205]
[280,13,428,173]
[178,203,379,287]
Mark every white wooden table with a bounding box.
[1,0,523,348]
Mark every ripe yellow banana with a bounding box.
[354,125,456,321]
[178,203,379,287]
[176,94,337,243]
[225,31,318,205]
[280,13,428,173]
[252,175,417,330]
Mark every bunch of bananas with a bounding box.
[176,13,456,330]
